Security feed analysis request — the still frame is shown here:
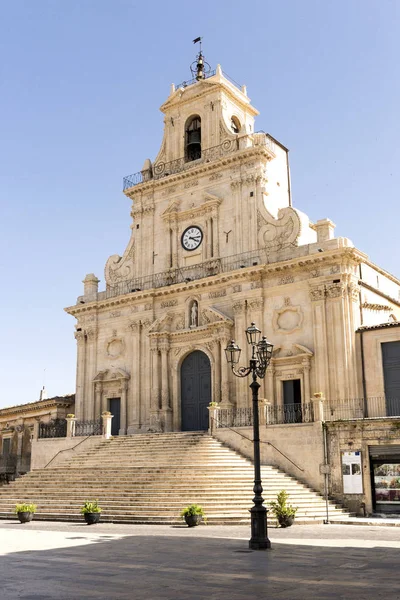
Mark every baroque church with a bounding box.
[65,51,400,437]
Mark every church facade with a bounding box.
[65,62,400,436]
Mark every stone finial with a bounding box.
[170,83,175,95]
[315,219,336,242]
[83,274,99,297]
[216,64,222,77]
[241,85,247,96]
[141,158,153,182]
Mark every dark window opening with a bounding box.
[185,116,201,162]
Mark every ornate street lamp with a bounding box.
[225,323,273,550]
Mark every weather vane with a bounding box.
[190,37,211,81]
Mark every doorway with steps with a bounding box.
[181,351,211,431]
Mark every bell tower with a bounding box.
[109,46,316,287]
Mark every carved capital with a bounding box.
[309,285,325,302]
[326,283,345,299]
[129,320,141,332]
[232,300,246,315]
[348,283,360,302]
[86,328,98,341]
[74,330,85,343]
[247,298,264,311]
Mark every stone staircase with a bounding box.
[0,432,350,524]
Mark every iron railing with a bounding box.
[217,407,254,428]
[75,419,102,437]
[266,402,314,425]
[324,396,400,421]
[38,419,67,439]
[175,69,216,89]
[0,453,17,474]
[123,132,276,190]
[98,242,318,302]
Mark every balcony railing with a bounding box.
[216,403,315,429]
[75,419,102,437]
[324,396,400,421]
[101,243,320,301]
[123,132,276,190]
[267,402,314,425]
[39,419,67,439]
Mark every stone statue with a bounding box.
[190,302,198,327]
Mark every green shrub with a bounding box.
[15,503,37,514]
[80,500,102,514]
[180,504,207,522]
[268,490,297,519]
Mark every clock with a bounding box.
[181,226,203,251]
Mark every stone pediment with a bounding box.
[93,368,130,382]
[148,312,173,334]
[272,343,313,359]
[201,306,233,326]
[162,193,222,224]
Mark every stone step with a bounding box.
[0,432,349,524]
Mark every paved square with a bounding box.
[1,522,400,599]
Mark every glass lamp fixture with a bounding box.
[245,322,261,346]
[225,340,241,365]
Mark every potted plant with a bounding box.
[269,490,297,528]
[180,504,207,527]
[15,503,37,523]
[81,500,102,525]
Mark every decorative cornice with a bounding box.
[65,247,369,316]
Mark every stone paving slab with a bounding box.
[0,522,400,599]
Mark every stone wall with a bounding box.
[213,421,325,493]
[326,419,400,515]
[31,436,103,470]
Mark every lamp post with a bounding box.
[225,323,273,550]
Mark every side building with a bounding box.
[0,389,74,479]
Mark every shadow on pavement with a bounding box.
[1,533,400,600]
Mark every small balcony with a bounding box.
[123,132,276,191]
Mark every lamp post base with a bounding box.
[249,506,271,550]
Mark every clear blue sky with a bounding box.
[1,0,399,408]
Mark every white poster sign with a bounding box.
[342,451,363,494]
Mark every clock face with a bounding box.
[181,226,203,251]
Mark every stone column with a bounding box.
[232,300,248,408]
[206,219,212,259]
[303,359,311,407]
[310,284,330,400]
[119,380,128,435]
[325,282,348,401]
[74,330,86,420]
[85,328,97,420]
[102,412,113,439]
[247,297,265,399]
[312,394,326,422]
[150,342,161,429]
[66,417,77,438]
[94,383,102,421]
[128,321,141,434]
[219,330,232,407]
[159,338,172,431]
[213,336,221,403]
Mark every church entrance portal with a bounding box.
[181,351,211,431]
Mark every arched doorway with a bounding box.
[181,351,211,431]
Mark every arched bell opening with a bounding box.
[185,115,201,162]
